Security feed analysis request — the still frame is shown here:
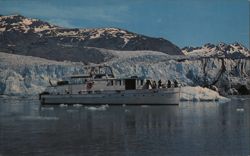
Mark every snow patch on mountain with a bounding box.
[0,14,57,34]
[22,18,33,26]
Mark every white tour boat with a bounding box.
[39,65,180,105]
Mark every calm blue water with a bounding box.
[0,96,249,156]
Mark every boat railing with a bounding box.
[45,87,180,96]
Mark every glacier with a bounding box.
[1,50,249,101]
[0,52,85,95]
[108,50,249,96]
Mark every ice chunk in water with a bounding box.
[85,105,108,111]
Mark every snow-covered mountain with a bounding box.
[182,43,250,58]
[0,14,183,63]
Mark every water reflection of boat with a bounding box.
[39,65,180,105]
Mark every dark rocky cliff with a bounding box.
[0,15,183,63]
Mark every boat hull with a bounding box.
[40,88,180,105]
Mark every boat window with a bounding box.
[119,80,122,86]
[140,80,144,85]
[107,80,113,86]
[125,79,136,90]
[68,78,86,84]
[57,81,69,85]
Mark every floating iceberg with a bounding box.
[85,105,109,111]
[180,86,230,103]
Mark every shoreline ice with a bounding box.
[180,86,230,103]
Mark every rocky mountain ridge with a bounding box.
[0,14,183,63]
[182,42,249,58]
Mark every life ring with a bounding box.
[86,82,94,90]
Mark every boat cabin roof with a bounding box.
[67,75,147,81]
[68,74,114,79]
[69,75,91,79]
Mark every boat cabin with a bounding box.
[45,65,158,95]
[46,76,150,95]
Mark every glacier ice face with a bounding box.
[0,52,85,95]
[0,51,249,99]
[108,52,250,96]
[13,65,84,95]
[109,56,249,88]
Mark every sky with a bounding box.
[0,0,249,48]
